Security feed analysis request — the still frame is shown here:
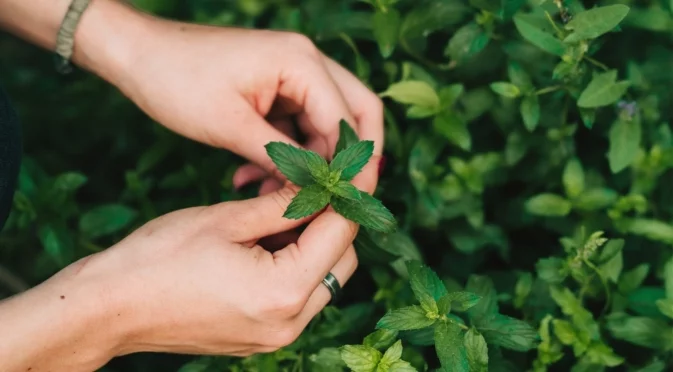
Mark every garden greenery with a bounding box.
[1,0,672,371]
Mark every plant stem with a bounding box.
[584,56,609,71]
[535,85,563,95]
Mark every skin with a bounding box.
[0,0,384,371]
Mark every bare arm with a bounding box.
[0,0,146,83]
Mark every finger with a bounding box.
[274,206,358,291]
[219,185,311,243]
[295,245,358,323]
[227,108,303,181]
[233,163,267,190]
[278,56,357,159]
[259,177,283,196]
[321,56,385,157]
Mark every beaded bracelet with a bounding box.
[54,0,92,74]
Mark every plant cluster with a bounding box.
[1,0,673,371]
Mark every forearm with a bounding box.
[0,0,151,84]
[0,257,125,372]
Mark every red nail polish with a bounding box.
[378,156,387,176]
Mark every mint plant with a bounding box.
[265,120,397,233]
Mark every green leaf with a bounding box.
[380,81,440,111]
[577,76,630,109]
[53,172,87,192]
[405,260,449,302]
[464,328,488,372]
[513,14,567,56]
[563,157,585,199]
[38,224,74,267]
[465,275,499,322]
[445,292,482,312]
[265,142,316,187]
[373,9,401,58]
[564,5,630,43]
[577,70,630,108]
[536,257,568,283]
[507,61,533,90]
[489,82,520,98]
[525,193,572,217]
[388,360,417,372]
[330,180,362,200]
[574,188,618,211]
[607,118,641,173]
[520,94,540,132]
[283,184,331,219]
[478,314,540,351]
[655,299,673,319]
[433,112,471,151]
[304,149,331,183]
[380,340,403,366]
[445,22,489,63]
[437,295,452,315]
[330,140,374,181]
[340,345,382,372]
[336,119,361,155]
[364,329,399,351]
[377,305,437,331]
[79,204,137,239]
[435,321,469,372]
[584,342,624,367]
[618,264,650,293]
[606,314,673,350]
[331,191,397,233]
[551,319,577,345]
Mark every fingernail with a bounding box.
[378,156,387,177]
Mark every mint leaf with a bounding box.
[578,70,630,108]
[525,193,572,217]
[435,321,469,372]
[265,142,315,186]
[388,360,417,372]
[445,22,489,63]
[655,299,673,319]
[335,119,360,155]
[445,292,482,312]
[489,82,520,98]
[520,94,540,132]
[380,340,403,365]
[283,184,331,219]
[464,328,489,372]
[377,305,437,331]
[340,345,381,372]
[564,5,630,43]
[618,263,650,293]
[373,8,401,58]
[331,191,397,233]
[363,329,399,350]
[406,260,449,303]
[330,140,374,181]
[563,157,585,199]
[536,257,568,284]
[513,14,567,56]
[607,118,641,174]
[330,180,362,200]
[478,314,540,351]
[79,204,137,239]
[304,149,330,183]
[380,80,441,111]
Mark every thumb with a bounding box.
[216,184,319,243]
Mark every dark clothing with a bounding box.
[0,85,21,231]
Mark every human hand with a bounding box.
[0,185,359,371]
[84,4,384,195]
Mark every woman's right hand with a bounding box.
[0,184,359,372]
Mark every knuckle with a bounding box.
[266,325,303,350]
[283,32,320,59]
[367,92,384,113]
[260,287,308,319]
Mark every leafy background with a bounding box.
[1,0,673,371]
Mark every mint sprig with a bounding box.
[264,120,397,233]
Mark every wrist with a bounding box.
[71,0,155,85]
[0,254,129,371]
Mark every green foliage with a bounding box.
[266,121,397,232]
[2,0,673,370]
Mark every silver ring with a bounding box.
[322,272,342,304]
